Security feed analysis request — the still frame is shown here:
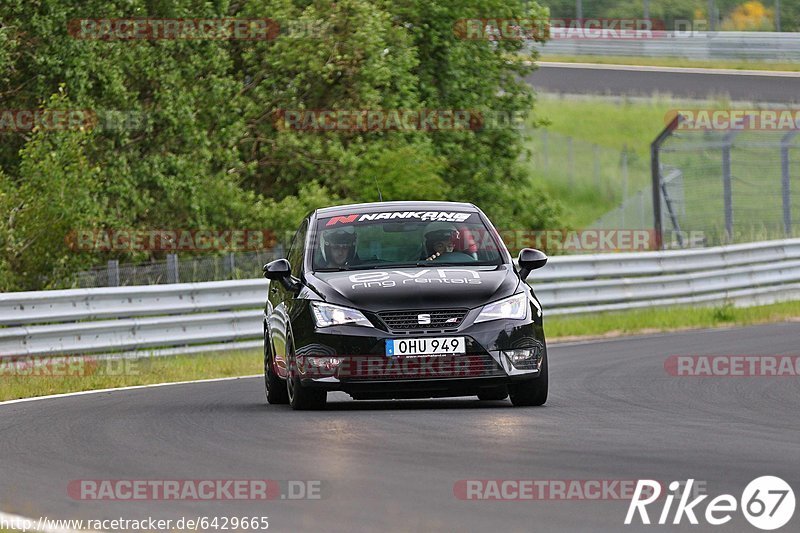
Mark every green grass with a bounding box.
[539,54,800,72]
[531,94,708,155]
[533,174,619,228]
[524,94,682,227]
[0,349,262,403]
[546,300,800,339]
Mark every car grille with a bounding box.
[341,353,506,381]
[377,309,468,332]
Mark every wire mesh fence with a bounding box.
[524,128,653,228]
[655,126,800,247]
[526,129,646,201]
[74,249,283,288]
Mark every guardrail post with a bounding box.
[621,145,629,203]
[722,146,732,241]
[593,144,600,191]
[542,130,549,170]
[708,0,717,31]
[638,191,645,227]
[167,254,179,284]
[567,137,574,187]
[227,252,236,279]
[781,131,797,237]
[721,131,737,243]
[107,260,119,287]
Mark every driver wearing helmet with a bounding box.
[423,222,460,261]
[321,226,358,268]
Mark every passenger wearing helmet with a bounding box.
[423,222,460,261]
[321,226,358,268]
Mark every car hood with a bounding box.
[306,265,520,312]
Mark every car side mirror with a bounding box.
[263,259,301,292]
[518,248,548,280]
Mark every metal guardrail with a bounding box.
[0,279,266,326]
[535,239,800,281]
[2,239,800,358]
[534,31,800,62]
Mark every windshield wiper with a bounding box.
[414,261,499,267]
[313,266,351,272]
[316,262,500,272]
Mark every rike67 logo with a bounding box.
[626,477,795,530]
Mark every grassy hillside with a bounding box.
[524,95,732,228]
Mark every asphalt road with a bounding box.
[1,322,799,532]
[527,63,800,103]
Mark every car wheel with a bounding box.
[508,352,548,407]
[286,344,327,411]
[477,387,508,401]
[287,374,327,410]
[264,332,288,405]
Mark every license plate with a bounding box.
[385,337,466,357]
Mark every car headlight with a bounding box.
[311,302,372,328]
[475,293,528,323]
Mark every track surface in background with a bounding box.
[1,323,799,532]
[527,63,800,103]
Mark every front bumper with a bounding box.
[289,310,546,398]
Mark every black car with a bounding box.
[263,201,549,410]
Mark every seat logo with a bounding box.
[418,314,431,325]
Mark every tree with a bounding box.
[0,0,563,291]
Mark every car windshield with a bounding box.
[311,210,506,271]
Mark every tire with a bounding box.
[508,352,548,407]
[287,374,327,410]
[264,332,288,405]
[286,341,327,410]
[477,387,508,401]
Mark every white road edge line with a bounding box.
[0,375,262,408]
[536,61,800,77]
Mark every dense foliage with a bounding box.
[0,0,562,291]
